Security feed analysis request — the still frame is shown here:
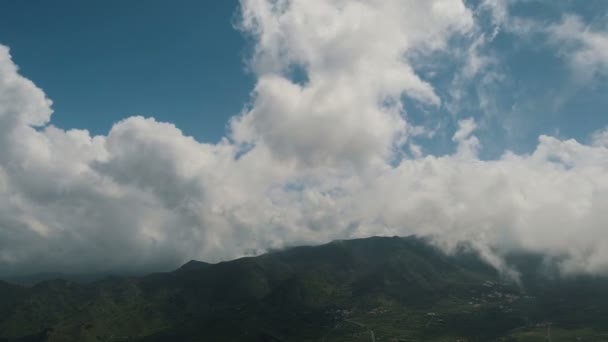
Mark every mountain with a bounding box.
[2,273,131,287]
[0,236,607,341]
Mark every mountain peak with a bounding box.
[176,259,211,272]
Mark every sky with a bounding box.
[0,0,252,143]
[0,0,608,278]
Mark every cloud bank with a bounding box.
[1,0,608,277]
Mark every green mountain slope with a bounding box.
[1,236,607,341]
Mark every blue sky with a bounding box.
[1,0,608,276]
[0,0,606,156]
[0,0,252,143]
[405,0,608,158]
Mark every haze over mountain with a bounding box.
[1,236,608,341]
[1,0,608,291]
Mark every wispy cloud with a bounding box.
[549,14,608,80]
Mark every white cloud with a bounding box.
[233,0,474,168]
[452,118,481,158]
[0,45,52,128]
[550,14,608,80]
[592,128,608,147]
[1,1,608,278]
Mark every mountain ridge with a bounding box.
[1,235,607,341]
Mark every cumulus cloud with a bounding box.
[232,0,474,168]
[1,0,608,277]
[592,129,608,148]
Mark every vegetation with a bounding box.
[1,236,607,341]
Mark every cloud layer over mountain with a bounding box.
[1,0,608,277]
